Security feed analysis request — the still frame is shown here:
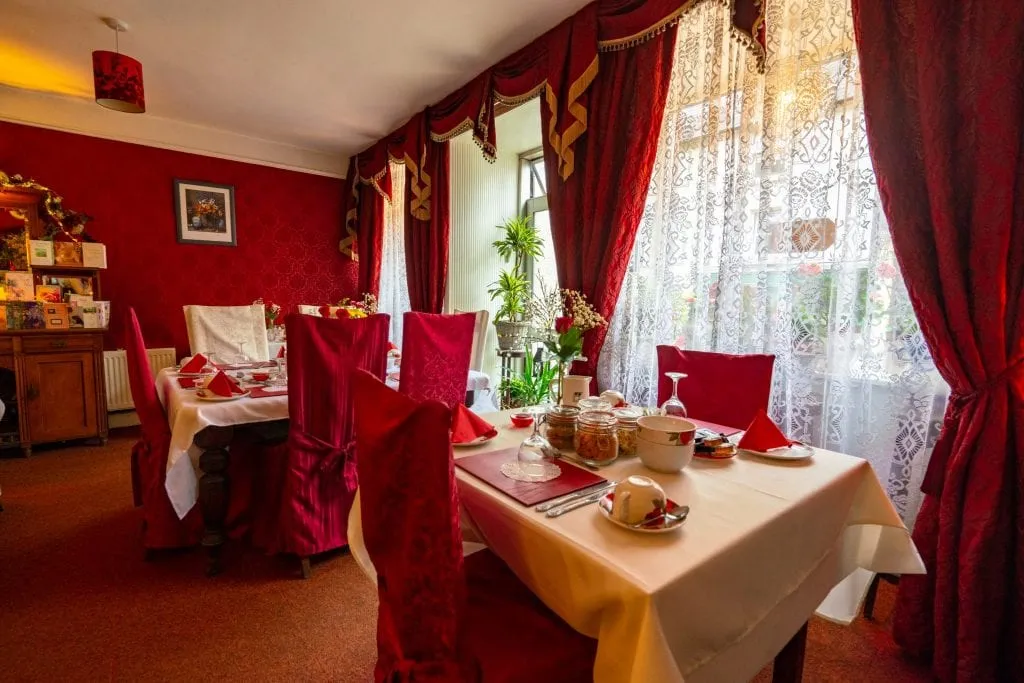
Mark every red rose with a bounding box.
[555,316,573,334]
[336,308,351,319]
[318,305,332,318]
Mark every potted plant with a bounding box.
[489,215,542,350]
[498,347,558,409]
[545,289,607,403]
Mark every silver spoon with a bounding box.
[633,505,690,529]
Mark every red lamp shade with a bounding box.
[92,50,145,113]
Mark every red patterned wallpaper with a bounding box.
[0,121,357,358]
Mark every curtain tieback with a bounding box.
[923,355,1024,496]
[287,431,354,475]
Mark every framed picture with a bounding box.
[173,180,236,246]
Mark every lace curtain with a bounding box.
[597,0,947,525]
[378,162,411,347]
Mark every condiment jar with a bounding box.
[614,407,641,457]
[543,405,579,451]
[574,410,619,466]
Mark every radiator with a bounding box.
[103,347,177,411]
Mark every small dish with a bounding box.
[598,493,688,533]
[452,433,497,448]
[251,372,271,382]
[510,412,534,428]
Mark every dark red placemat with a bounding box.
[455,447,607,507]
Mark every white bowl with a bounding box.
[636,434,694,473]
[636,415,697,447]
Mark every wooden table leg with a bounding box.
[772,621,808,683]
[195,426,233,577]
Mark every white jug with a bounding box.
[551,374,591,406]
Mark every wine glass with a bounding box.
[660,372,688,417]
[515,407,558,481]
[234,339,250,364]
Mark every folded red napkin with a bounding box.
[178,377,196,389]
[276,345,286,358]
[180,353,208,374]
[205,371,244,397]
[249,386,288,398]
[451,404,497,444]
[738,409,792,451]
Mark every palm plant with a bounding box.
[499,347,557,408]
[489,215,542,323]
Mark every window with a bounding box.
[519,150,557,294]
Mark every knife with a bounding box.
[546,488,612,518]
[535,481,616,513]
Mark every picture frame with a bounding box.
[173,179,236,246]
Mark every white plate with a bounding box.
[597,493,688,534]
[196,390,247,402]
[176,369,214,378]
[452,433,496,448]
[742,442,814,461]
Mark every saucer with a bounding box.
[742,442,814,461]
[598,493,688,534]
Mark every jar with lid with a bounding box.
[573,410,619,466]
[543,405,579,451]
[577,397,612,413]
[614,407,641,457]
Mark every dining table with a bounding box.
[351,408,925,683]
[156,364,494,574]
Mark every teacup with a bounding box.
[610,475,668,525]
[251,372,270,382]
[510,412,534,428]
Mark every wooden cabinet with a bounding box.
[3,330,107,455]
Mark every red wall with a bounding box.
[0,121,356,358]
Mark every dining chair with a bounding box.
[656,346,776,430]
[398,311,476,408]
[249,312,389,578]
[125,308,203,551]
[183,303,270,361]
[351,370,596,681]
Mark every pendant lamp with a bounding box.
[92,18,145,113]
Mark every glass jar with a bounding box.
[578,397,612,413]
[573,410,619,466]
[543,405,579,451]
[614,407,641,457]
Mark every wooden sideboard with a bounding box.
[0,329,107,456]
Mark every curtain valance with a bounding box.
[340,0,765,261]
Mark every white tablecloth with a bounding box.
[449,411,924,683]
[156,369,288,518]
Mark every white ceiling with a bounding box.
[1,0,590,174]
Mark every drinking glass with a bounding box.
[515,407,559,481]
[660,372,688,417]
[234,340,250,364]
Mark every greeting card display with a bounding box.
[42,303,69,330]
[81,243,107,269]
[54,241,83,267]
[35,284,62,303]
[3,271,34,302]
[29,240,54,266]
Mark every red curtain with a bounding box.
[541,27,678,383]
[340,157,387,297]
[852,2,1024,680]
[405,140,450,313]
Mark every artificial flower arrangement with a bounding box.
[254,298,282,328]
[544,289,607,364]
[319,293,378,319]
[194,198,223,218]
[544,289,607,403]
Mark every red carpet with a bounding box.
[0,430,932,682]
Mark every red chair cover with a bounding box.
[124,308,202,549]
[253,313,389,557]
[398,312,476,408]
[656,346,775,430]
[353,370,595,682]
